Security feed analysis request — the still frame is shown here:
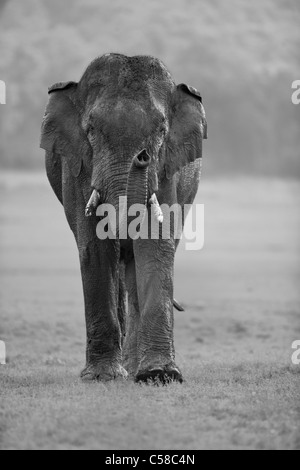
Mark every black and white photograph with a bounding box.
[0,0,299,452]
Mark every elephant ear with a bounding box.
[165,83,207,179]
[40,81,92,178]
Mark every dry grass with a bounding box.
[0,173,299,450]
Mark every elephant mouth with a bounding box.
[85,153,163,234]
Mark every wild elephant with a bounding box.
[40,53,207,383]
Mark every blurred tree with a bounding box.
[0,0,299,175]
[0,0,8,12]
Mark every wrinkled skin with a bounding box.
[40,54,207,383]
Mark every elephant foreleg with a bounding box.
[79,238,128,381]
[118,262,127,346]
[62,171,127,381]
[133,238,183,383]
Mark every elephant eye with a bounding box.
[87,124,95,136]
[159,124,167,136]
[158,117,168,136]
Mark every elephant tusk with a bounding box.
[173,299,185,312]
[85,190,101,217]
[149,193,164,223]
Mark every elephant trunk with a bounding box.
[119,151,150,238]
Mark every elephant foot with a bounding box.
[135,364,183,385]
[123,355,138,379]
[80,363,128,382]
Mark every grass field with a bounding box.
[0,172,299,450]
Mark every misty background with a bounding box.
[0,0,299,176]
[1,0,300,450]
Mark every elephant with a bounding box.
[40,53,207,384]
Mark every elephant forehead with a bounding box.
[92,97,164,129]
[112,102,148,130]
[113,99,146,115]
[81,54,174,84]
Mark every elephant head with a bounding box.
[40,54,207,235]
